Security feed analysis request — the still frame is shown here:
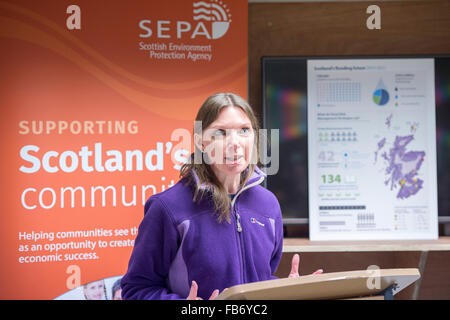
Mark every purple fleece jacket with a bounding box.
[121,166,283,300]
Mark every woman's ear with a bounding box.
[193,133,204,153]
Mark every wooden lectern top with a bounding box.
[216,268,420,300]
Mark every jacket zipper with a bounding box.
[236,211,242,232]
[233,205,245,284]
[231,175,265,284]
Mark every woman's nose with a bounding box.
[226,130,240,148]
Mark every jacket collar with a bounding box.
[190,165,266,192]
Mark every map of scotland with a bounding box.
[374,114,425,199]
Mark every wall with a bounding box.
[249,0,450,299]
[249,0,450,115]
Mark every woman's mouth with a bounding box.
[224,155,243,165]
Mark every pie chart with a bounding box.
[373,88,389,106]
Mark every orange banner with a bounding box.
[0,0,247,299]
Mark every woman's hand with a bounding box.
[186,280,220,300]
[288,253,323,278]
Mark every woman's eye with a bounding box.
[213,129,225,136]
[239,127,250,135]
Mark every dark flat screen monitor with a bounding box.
[262,55,450,225]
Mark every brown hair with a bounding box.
[180,93,260,223]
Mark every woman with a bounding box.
[121,93,321,300]
[83,279,106,300]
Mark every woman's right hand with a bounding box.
[288,253,323,278]
[186,280,219,300]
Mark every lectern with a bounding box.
[216,268,420,300]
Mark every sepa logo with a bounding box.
[193,1,232,39]
[139,0,232,40]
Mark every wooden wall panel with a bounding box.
[418,251,450,299]
[249,0,450,117]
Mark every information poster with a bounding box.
[0,0,247,299]
[307,58,438,241]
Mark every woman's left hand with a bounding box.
[288,253,323,278]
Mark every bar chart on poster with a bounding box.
[307,58,438,241]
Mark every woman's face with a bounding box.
[199,106,255,178]
[83,280,105,300]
